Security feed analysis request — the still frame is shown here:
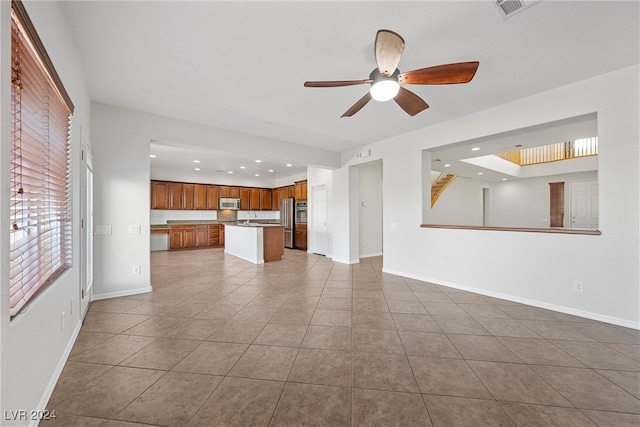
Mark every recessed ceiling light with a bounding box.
[255,173,260,177]
[194,168,200,171]
[268,169,274,173]
[471,147,480,151]
[193,160,200,163]
[478,172,484,175]
[444,164,451,167]
[149,154,157,158]
[502,178,508,181]
[286,163,292,167]
[255,160,262,163]
[228,171,233,174]
[240,166,246,169]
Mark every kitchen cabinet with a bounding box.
[206,185,219,210]
[250,188,261,210]
[151,181,169,209]
[182,184,195,210]
[261,189,272,211]
[207,224,225,247]
[171,223,225,250]
[151,180,305,212]
[240,188,250,210]
[196,225,208,247]
[169,183,183,210]
[170,225,197,249]
[295,223,307,251]
[272,187,281,211]
[194,184,207,210]
[295,180,307,201]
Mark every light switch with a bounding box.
[95,225,112,235]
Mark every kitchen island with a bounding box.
[224,223,285,264]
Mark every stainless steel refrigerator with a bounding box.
[279,197,295,249]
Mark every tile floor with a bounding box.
[43,248,639,426]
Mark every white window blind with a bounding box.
[10,0,74,317]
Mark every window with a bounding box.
[10,0,74,317]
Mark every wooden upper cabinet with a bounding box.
[250,188,261,210]
[294,180,307,200]
[287,185,295,198]
[169,183,183,210]
[272,188,281,211]
[193,184,207,210]
[206,185,219,210]
[219,186,230,197]
[260,189,272,211]
[239,188,250,210]
[182,183,195,210]
[229,186,241,198]
[151,181,169,209]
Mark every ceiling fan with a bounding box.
[304,29,479,117]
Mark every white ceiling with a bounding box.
[59,1,639,179]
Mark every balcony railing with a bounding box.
[497,137,598,166]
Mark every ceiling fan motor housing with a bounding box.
[369,68,401,101]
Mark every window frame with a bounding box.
[9,0,74,318]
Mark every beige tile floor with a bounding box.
[43,248,640,426]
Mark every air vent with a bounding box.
[216,169,225,173]
[494,0,541,19]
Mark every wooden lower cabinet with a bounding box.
[170,224,225,250]
[170,226,196,249]
[295,223,307,251]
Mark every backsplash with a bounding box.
[150,210,217,224]
[150,209,279,224]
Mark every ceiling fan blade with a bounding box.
[398,61,480,85]
[394,87,429,116]
[304,79,372,88]
[341,92,372,117]
[375,29,405,76]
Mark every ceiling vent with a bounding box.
[494,0,541,19]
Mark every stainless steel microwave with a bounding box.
[219,198,241,210]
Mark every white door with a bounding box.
[312,185,327,255]
[571,180,598,229]
[80,142,94,319]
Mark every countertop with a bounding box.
[151,220,281,229]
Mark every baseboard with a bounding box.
[92,285,153,301]
[360,252,383,259]
[382,267,640,330]
[331,257,360,265]
[32,320,82,426]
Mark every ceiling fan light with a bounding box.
[370,80,400,102]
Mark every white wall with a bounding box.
[0,1,92,422]
[432,170,599,228]
[357,161,383,257]
[431,176,485,226]
[490,171,598,228]
[336,66,640,328]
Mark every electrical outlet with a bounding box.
[437,259,443,269]
[128,224,141,234]
[573,280,584,292]
[60,311,65,331]
[70,299,73,315]
[132,265,141,275]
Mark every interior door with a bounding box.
[312,185,327,255]
[80,139,94,319]
[571,180,598,229]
